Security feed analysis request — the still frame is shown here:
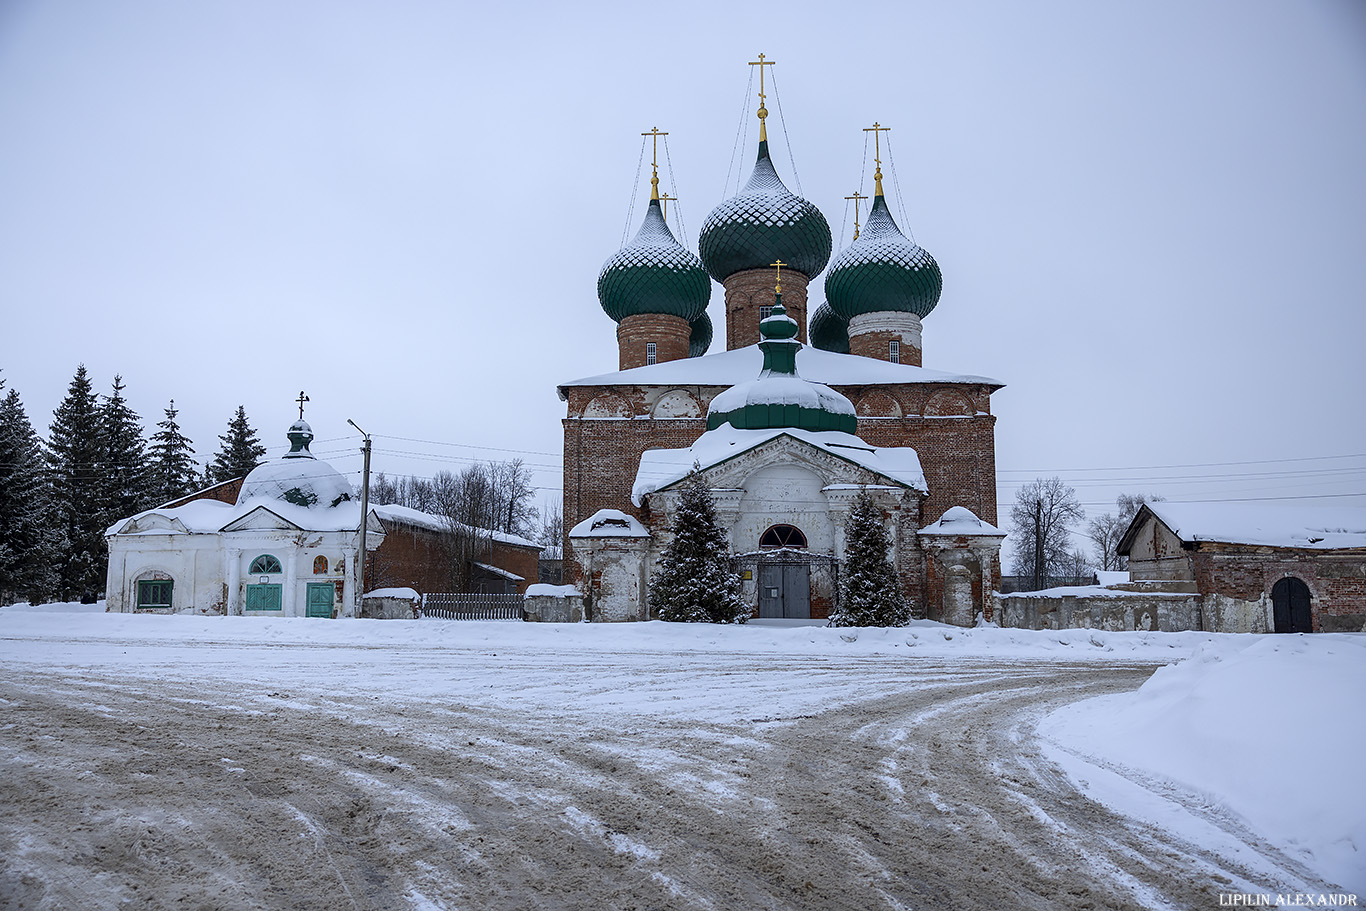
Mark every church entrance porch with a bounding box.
[734,550,837,621]
[758,563,810,619]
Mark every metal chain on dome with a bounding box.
[662,134,690,250]
[885,134,918,244]
[623,135,648,247]
[838,197,850,249]
[724,67,757,199]
[768,68,803,197]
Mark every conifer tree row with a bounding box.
[829,487,910,627]
[148,400,198,504]
[0,377,63,603]
[206,405,266,484]
[651,467,747,624]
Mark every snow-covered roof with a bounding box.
[569,509,650,538]
[524,583,582,599]
[919,506,1004,537]
[363,587,420,601]
[372,504,541,549]
[107,496,384,537]
[473,562,523,582]
[1125,502,1366,551]
[560,344,1001,395]
[632,424,927,506]
[708,374,855,417]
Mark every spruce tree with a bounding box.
[206,406,267,483]
[147,399,198,504]
[830,488,910,627]
[47,365,106,601]
[0,381,62,604]
[651,467,747,624]
[98,375,152,523]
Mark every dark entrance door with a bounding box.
[1271,577,1312,633]
[757,563,810,619]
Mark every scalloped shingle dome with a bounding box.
[688,311,713,358]
[825,194,942,320]
[597,199,710,323]
[698,141,832,283]
[808,301,850,354]
[237,421,354,510]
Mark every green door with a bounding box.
[306,582,335,619]
[245,584,282,611]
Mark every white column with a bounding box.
[225,547,242,616]
[284,550,299,617]
[340,544,358,618]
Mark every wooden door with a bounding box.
[306,582,335,618]
[1272,577,1312,633]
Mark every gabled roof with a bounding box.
[633,424,927,506]
[1118,502,1366,554]
[560,344,1001,397]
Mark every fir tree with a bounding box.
[47,365,106,601]
[0,381,62,604]
[147,399,198,504]
[97,375,152,523]
[830,488,910,627]
[651,467,747,624]
[206,406,266,483]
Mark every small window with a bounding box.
[249,554,283,575]
[759,305,774,320]
[759,524,808,549]
[313,555,328,575]
[136,579,173,609]
[889,340,900,364]
[646,342,657,365]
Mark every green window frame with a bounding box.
[136,579,173,609]
[249,554,283,574]
[245,583,282,611]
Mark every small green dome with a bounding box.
[825,194,942,320]
[808,302,850,354]
[698,141,832,283]
[688,311,712,358]
[598,199,711,323]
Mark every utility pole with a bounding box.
[347,419,372,613]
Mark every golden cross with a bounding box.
[660,190,675,219]
[642,127,668,200]
[749,53,775,139]
[864,122,891,194]
[296,391,309,420]
[771,258,786,295]
[845,191,868,240]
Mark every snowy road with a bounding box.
[0,618,1343,910]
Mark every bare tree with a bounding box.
[1010,477,1085,591]
[1088,492,1164,571]
[539,497,563,549]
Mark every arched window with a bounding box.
[249,554,283,575]
[759,524,807,549]
[313,555,328,575]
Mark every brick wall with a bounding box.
[850,330,922,367]
[1191,544,1366,631]
[369,522,458,594]
[617,313,690,370]
[489,540,542,595]
[723,268,810,349]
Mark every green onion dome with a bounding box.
[598,199,711,323]
[706,300,857,434]
[237,421,354,509]
[825,194,942,320]
[698,141,832,283]
[688,311,713,358]
[808,301,850,354]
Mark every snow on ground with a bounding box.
[1041,633,1366,893]
[2,602,1362,899]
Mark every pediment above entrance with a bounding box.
[220,506,304,533]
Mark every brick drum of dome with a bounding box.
[723,268,809,350]
[616,313,691,370]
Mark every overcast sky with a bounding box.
[2,0,1363,533]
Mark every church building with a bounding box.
[561,60,1005,624]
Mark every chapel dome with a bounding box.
[706,302,857,434]
[825,194,942,320]
[236,421,355,510]
[698,141,832,283]
[808,301,850,354]
[597,199,711,324]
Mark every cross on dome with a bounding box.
[296,391,309,420]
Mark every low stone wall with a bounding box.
[523,585,585,623]
[996,588,1202,632]
[360,588,421,620]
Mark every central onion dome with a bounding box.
[707,298,856,434]
[825,193,942,320]
[598,199,710,324]
[698,141,832,283]
[237,420,355,510]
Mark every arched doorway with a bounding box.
[1271,577,1312,633]
[757,525,810,619]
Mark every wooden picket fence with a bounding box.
[420,592,524,621]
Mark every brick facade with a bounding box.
[723,268,809,349]
[1189,545,1366,632]
[850,329,922,367]
[617,313,691,370]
